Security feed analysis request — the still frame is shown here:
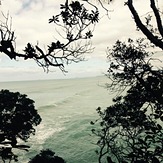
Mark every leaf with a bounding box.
[157,124,162,130]
[90,121,94,125]
[85,31,93,38]
[49,18,54,23]
[49,15,59,23]
[145,135,153,142]
[60,4,66,9]
[107,156,115,163]
[90,10,99,23]
[128,152,136,158]
[152,157,160,163]
[70,1,82,12]
[160,116,163,121]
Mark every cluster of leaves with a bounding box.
[49,1,99,28]
[48,0,99,48]
[93,87,163,162]
[91,39,163,163]
[29,149,65,163]
[106,38,154,92]
[24,0,99,72]
[0,89,42,162]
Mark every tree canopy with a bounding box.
[91,39,163,163]
[0,89,41,162]
[90,0,163,162]
[29,149,65,163]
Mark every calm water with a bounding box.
[0,76,114,163]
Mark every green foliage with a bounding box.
[106,38,153,92]
[29,149,65,163]
[92,39,163,163]
[0,89,42,162]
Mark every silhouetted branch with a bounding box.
[0,1,98,72]
[150,0,163,37]
[0,89,42,162]
[127,0,163,50]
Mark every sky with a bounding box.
[0,0,158,81]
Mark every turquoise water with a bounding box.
[0,76,114,163]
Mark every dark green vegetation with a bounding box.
[0,90,41,162]
[90,0,163,162]
[29,149,65,163]
[0,1,99,162]
[1,0,163,162]
[91,39,163,162]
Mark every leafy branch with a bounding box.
[0,1,99,72]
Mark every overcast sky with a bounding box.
[0,0,155,81]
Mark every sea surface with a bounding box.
[0,76,115,163]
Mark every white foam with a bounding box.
[29,123,64,146]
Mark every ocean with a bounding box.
[0,76,114,163]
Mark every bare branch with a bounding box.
[127,0,163,50]
[150,0,163,37]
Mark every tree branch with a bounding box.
[150,0,163,37]
[0,1,98,72]
[127,0,163,50]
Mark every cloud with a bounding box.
[14,0,45,14]
[1,1,159,81]
[21,0,33,10]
